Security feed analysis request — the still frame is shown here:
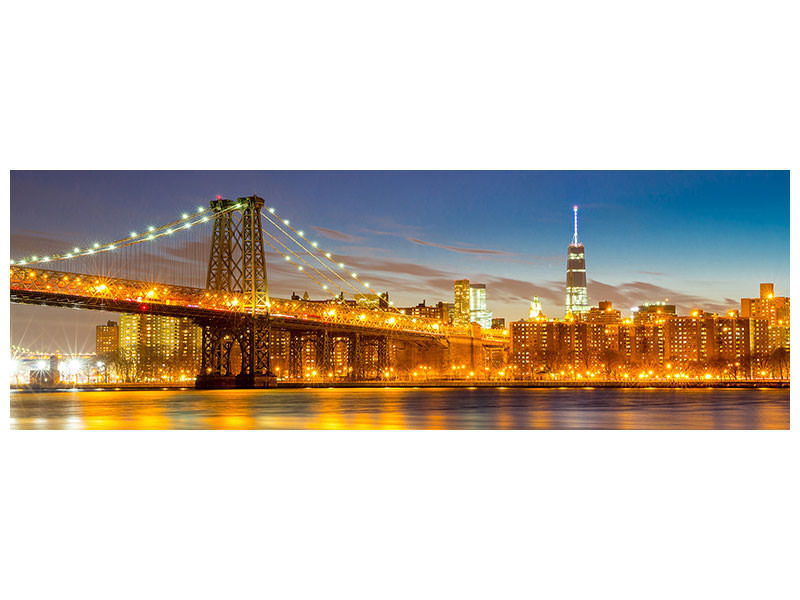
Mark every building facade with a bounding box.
[454,279,471,326]
[741,283,789,326]
[95,320,119,355]
[118,313,202,382]
[469,283,493,329]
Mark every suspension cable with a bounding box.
[260,210,381,301]
[261,235,341,296]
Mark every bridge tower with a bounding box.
[196,195,274,388]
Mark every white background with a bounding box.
[1,1,798,599]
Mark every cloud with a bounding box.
[329,255,449,278]
[406,237,513,256]
[11,232,73,257]
[588,280,733,313]
[481,276,564,305]
[311,226,357,242]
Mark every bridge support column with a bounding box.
[196,316,275,389]
[348,333,363,381]
[235,317,275,388]
[316,331,333,377]
[376,336,390,378]
[196,322,237,388]
[289,332,303,379]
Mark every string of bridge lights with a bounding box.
[9,202,242,267]
[259,214,365,297]
[259,208,399,310]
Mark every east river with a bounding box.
[9,387,789,429]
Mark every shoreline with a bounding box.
[9,380,789,392]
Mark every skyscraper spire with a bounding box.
[572,205,579,246]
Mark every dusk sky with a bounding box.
[10,170,789,354]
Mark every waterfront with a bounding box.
[9,387,789,429]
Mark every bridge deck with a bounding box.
[11,266,509,344]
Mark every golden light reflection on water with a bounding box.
[8,387,790,430]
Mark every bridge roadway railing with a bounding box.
[11,266,509,342]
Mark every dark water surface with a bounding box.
[9,387,789,429]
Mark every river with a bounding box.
[9,387,789,429]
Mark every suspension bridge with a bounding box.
[10,195,509,387]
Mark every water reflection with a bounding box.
[9,387,789,430]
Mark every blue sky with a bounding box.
[10,171,789,353]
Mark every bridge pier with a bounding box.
[196,316,276,389]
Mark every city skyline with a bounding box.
[10,170,789,353]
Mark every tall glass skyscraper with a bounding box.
[565,206,589,315]
[469,283,493,329]
[454,279,472,326]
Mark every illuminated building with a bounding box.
[629,323,666,366]
[768,325,789,352]
[438,302,455,324]
[633,302,676,324]
[565,206,589,316]
[510,319,605,374]
[269,329,291,374]
[529,297,545,320]
[587,301,621,324]
[95,320,119,355]
[454,279,471,326]
[119,313,201,381]
[510,319,548,374]
[664,315,703,364]
[491,318,506,329]
[741,283,789,326]
[469,283,493,329]
[400,300,441,319]
[512,292,784,379]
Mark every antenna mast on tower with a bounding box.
[572,205,579,246]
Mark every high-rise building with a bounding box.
[469,283,493,329]
[565,205,589,316]
[741,282,790,326]
[633,302,676,324]
[454,279,471,326]
[95,320,119,355]
[587,301,622,324]
[491,317,506,329]
[119,313,202,381]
